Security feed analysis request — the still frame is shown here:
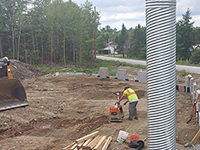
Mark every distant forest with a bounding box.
[0,0,200,65]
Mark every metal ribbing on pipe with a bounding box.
[146,0,176,150]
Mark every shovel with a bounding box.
[187,94,200,124]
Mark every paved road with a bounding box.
[97,56,200,74]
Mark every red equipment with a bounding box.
[109,91,124,122]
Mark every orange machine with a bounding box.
[109,92,124,122]
[0,57,28,111]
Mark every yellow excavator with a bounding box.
[0,57,28,111]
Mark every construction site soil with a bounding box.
[0,60,199,150]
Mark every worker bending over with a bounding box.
[117,86,138,120]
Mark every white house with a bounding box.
[190,44,200,52]
[98,41,118,54]
[99,44,117,54]
[105,45,116,53]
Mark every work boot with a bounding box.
[134,117,138,120]
[128,117,133,121]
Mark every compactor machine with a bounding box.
[0,57,28,111]
[109,91,124,122]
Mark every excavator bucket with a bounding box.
[0,78,28,111]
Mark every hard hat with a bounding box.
[124,86,129,91]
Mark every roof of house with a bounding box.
[190,44,200,51]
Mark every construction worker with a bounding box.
[117,86,138,120]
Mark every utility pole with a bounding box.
[113,29,116,57]
[93,6,97,59]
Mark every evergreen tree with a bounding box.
[192,27,200,44]
[176,8,194,60]
[129,24,146,59]
[118,24,128,57]
[0,0,100,65]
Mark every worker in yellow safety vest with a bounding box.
[117,86,138,120]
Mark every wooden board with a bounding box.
[82,138,93,148]
[76,131,99,144]
[77,141,85,149]
[94,136,106,150]
[101,136,112,150]
[70,143,77,150]
[87,135,101,149]
[191,129,200,145]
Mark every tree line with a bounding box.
[0,0,200,65]
[0,0,99,65]
[99,9,200,64]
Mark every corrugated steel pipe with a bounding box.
[146,0,176,149]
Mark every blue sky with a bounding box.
[72,0,200,30]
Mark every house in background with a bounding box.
[98,41,117,54]
[193,44,200,50]
[190,44,200,53]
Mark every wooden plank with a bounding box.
[70,144,77,150]
[94,136,106,150]
[82,147,91,150]
[191,129,200,145]
[82,146,91,150]
[86,135,99,148]
[96,140,106,150]
[82,148,91,150]
[63,142,75,150]
[77,141,85,149]
[87,135,101,149]
[101,136,112,150]
[76,131,99,144]
[82,138,93,148]
[90,136,102,149]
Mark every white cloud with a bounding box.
[100,19,145,31]
[177,0,199,15]
[71,0,200,30]
[100,5,133,13]
[101,12,144,21]
[192,15,200,27]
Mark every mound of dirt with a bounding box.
[10,60,46,80]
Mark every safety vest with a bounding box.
[123,88,138,102]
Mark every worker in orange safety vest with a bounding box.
[117,86,138,120]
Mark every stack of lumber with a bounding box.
[63,131,112,150]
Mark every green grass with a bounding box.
[95,59,146,75]
[176,69,198,77]
[37,64,63,74]
[37,60,199,80]
[37,59,146,76]
[176,60,200,67]
[38,58,200,78]
[177,70,191,77]
[97,59,146,68]
[103,54,144,61]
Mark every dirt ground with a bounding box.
[0,61,199,150]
